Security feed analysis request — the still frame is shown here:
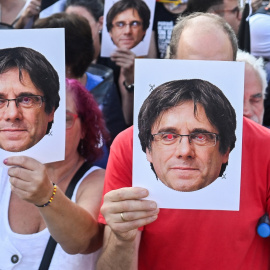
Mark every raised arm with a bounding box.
[13,0,41,29]
[96,187,159,269]
[5,156,104,254]
[110,48,136,126]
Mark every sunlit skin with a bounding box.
[109,8,146,49]
[176,16,234,61]
[146,101,230,192]
[243,63,264,124]
[0,68,54,152]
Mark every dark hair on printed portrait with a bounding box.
[0,46,60,134]
[138,79,237,176]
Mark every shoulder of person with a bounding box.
[111,126,134,152]
[243,116,270,142]
[76,167,105,199]
[81,167,105,184]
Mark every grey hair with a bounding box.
[237,49,267,98]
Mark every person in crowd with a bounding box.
[65,0,103,61]
[250,2,270,64]
[249,2,270,126]
[106,0,151,50]
[149,0,187,58]
[64,0,128,141]
[0,47,59,152]
[65,0,136,127]
[0,79,108,269]
[138,79,236,192]
[34,12,102,91]
[237,49,267,125]
[97,13,270,269]
[182,0,242,34]
[108,43,136,127]
[65,0,143,127]
[34,12,116,163]
[102,0,142,126]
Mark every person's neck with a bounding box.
[45,153,85,187]
[67,72,87,87]
[77,73,87,86]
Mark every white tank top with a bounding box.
[0,166,101,270]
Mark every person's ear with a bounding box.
[98,15,103,31]
[146,148,153,163]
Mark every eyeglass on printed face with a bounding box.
[151,132,219,148]
[112,20,143,29]
[66,111,78,130]
[0,95,45,110]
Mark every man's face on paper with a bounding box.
[146,101,230,192]
[0,68,54,152]
[109,8,146,49]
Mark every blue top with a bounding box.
[85,72,103,91]
[84,72,108,169]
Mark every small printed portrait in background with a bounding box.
[106,0,150,49]
[0,47,60,152]
[101,0,155,57]
[138,79,236,192]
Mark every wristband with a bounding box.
[35,183,57,207]
[123,80,134,93]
